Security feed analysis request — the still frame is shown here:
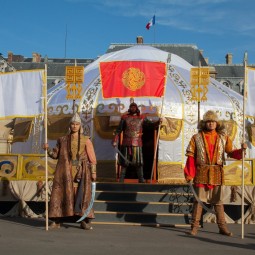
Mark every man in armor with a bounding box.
[112,102,160,183]
[184,110,247,236]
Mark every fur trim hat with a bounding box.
[203,110,218,122]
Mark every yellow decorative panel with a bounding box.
[157,162,186,184]
[0,154,56,181]
[65,66,84,100]
[224,159,255,186]
[0,154,19,180]
[21,155,56,180]
[159,118,182,141]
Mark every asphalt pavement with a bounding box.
[0,217,254,255]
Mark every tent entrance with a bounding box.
[123,125,157,183]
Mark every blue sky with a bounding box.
[1,0,255,64]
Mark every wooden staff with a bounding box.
[150,96,165,182]
[241,58,248,239]
[43,64,49,231]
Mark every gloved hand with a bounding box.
[185,175,193,183]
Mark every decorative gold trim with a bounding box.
[247,123,255,147]
[157,162,185,184]
[221,119,237,142]
[0,154,19,180]
[0,154,55,181]
[224,159,255,186]
[159,118,182,141]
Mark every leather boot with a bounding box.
[80,219,93,230]
[119,168,126,183]
[188,202,203,236]
[137,166,145,183]
[49,218,61,229]
[214,204,233,236]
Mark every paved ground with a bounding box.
[0,217,254,255]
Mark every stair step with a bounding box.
[92,222,191,228]
[90,182,193,226]
[95,191,193,203]
[94,211,191,225]
[96,183,191,193]
[94,200,192,214]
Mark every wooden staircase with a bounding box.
[93,182,194,227]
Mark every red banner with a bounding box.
[99,61,166,98]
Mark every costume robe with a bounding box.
[48,135,96,219]
[184,130,242,203]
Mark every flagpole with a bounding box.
[153,22,156,44]
[153,14,156,44]
[43,64,49,231]
[241,59,247,239]
[150,96,165,182]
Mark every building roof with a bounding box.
[106,43,208,66]
[212,64,244,78]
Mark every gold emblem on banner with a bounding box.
[65,66,84,100]
[122,67,145,91]
[190,67,210,102]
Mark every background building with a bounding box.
[0,36,254,93]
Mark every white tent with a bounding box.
[45,45,252,183]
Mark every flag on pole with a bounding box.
[246,67,255,117]
[99,61,166,98]
[146,15,155,30]
[0,70,44,118]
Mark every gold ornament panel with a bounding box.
[122,67,145,91]
[21,155,56,180]
[247,122,255,147]
[221,119,237,142]
[65,66,84,84]
[157,162,186,184]
[0,155,19,180]
[0,154,56,181]
[224,159,255,186]
[159,118,182,141]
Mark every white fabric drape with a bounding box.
[236,186,255,224]
[0,181,52,218]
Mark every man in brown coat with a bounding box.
[44,113,96,230]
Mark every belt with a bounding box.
[199,164,221,167]
[71,160,80,166]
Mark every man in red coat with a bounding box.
[184,110,247,236]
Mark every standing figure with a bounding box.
[44,113,97,230]
[112,102,160,183]
[184,110,247,236]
